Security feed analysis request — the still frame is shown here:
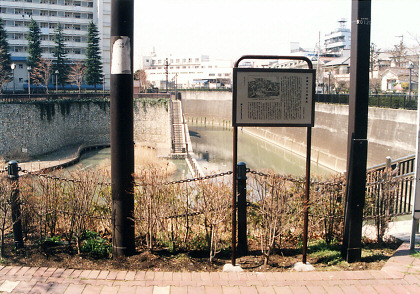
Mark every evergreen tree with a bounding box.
[26,18,42,69]
[85,21,103,91]
[0,17,12,93]
[52,23,69,89]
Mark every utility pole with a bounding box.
[342,0,371,263]
[165,58,169,92]
[110,0,135,258]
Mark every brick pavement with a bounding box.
[0,242,419,293]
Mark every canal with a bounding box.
[189,124,334,176]
[75,124,334,177]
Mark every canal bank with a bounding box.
[181,90,417,172]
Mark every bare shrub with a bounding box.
[61,168,107,253]
[365,167,399,243]
[33,173,63,238]
[0,175,12,257]
[195,178,231,262]
[134,165,173,250]
[310,175,345,244]
[249,173,302,265]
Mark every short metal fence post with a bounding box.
[7,161,24,249]
[237,162,248,256]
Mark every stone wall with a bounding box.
[0,99,170,159]
[180,90,417,172]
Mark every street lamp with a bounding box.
[55,70,59,94]
[408,62,414,99]
[10,63,16,94]
[27,66,31,96]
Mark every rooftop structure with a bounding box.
[323,19,351,55]
[0,0,111,91]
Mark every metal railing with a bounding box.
[366,154,415,217]
[315,93,418,110]
[0,93,110,102]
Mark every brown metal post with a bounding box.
[8,161,24,250]
[110,0,135,258]
[302,127,312,264]
[231,126,238,265]
[237,162,248,256]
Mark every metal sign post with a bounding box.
[232,55,315,265]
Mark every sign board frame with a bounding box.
[230,55,314,267]
[233,68,316,127]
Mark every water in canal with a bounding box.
[74,124,334,177]
[189,124,334,176]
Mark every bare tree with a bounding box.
[31,58,53,94]
[69,61,86,94]
[390,39,408,67]
[135,69,151,92]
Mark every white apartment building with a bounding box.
[323,19,351,55]
[0,0,111,92]
[142,53,233,90]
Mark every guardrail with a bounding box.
[0,93,109,102]
[315,94,418,110]
[366,154,415,217]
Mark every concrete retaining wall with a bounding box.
[0,99,171,159]
[181,90,417,172]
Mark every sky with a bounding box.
[133,0,420,69]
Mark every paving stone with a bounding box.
[97,271,110,280]
[134,286,153,294]
[98,284,119,293]
[0,280,20,292]
[87,270,101,279]
[29,282,53,294]
[204,285,223,294]
[153,285,170,294]
[63,284,86,294]
[46,283,69,294]
[304,286,327,294]
[117,285,136,294]
[272,286,293,294]
[220,286,240,294]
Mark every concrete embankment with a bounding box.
[181,90,416,173]
[0,99,171,160]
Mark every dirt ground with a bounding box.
[1,237,401,272]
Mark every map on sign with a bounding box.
[233,68,315,127]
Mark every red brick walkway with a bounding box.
[0,242,419,293]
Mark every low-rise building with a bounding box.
[141,52,233,90]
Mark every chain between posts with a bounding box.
[7,167,345,187]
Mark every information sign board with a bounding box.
[233,68,315,127]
